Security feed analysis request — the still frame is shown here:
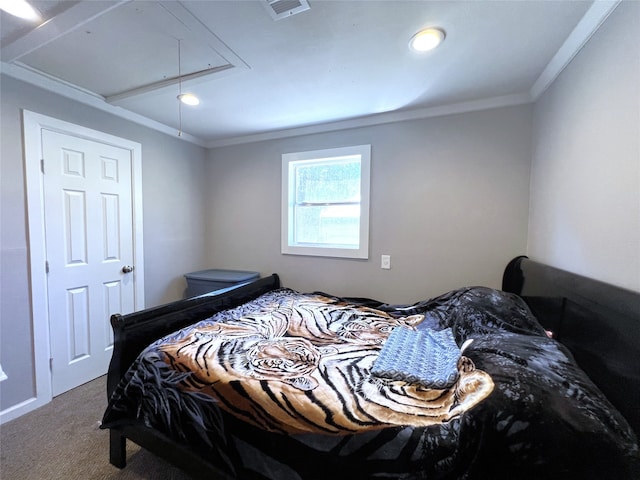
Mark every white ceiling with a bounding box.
[0,0,620,147]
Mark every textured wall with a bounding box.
[529,1,640,292]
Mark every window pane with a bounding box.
[295,159,361,204]
[294,204,360,247]
[282,144,370,259]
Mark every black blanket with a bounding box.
[102,287,640,479]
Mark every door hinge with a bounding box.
[45,261,49,274]
[41,159,45,174]
[49,358,53,371]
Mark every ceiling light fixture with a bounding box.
[178,93,200,106]
[0,0,41,21]
[409,27,446,52]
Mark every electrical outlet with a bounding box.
[381,254,391,269]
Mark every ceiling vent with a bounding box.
[263,0,310,20]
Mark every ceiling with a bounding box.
[0,0,619,147]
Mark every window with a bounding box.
[282,145,371,259]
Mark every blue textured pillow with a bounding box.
[371,326,461,389]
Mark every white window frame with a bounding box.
[281,145,371,259]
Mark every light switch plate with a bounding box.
[381,254,391,269]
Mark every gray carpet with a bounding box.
[0,376,194,479]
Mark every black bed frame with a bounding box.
[105,258,640,477]
[502,256,640,436]
[107,274,281,479]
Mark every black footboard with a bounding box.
[105,274,280,473]
[107,274,280,398]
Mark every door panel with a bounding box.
[43,129,135,396]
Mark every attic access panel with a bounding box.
[15,1,247,100]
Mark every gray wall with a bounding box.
[0,75,209,411]
[529,1,640,292]
[205,105,533,303]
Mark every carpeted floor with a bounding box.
[0,376,194,479]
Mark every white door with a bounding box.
[42,129,136,396]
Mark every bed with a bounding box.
[101,257,640,479]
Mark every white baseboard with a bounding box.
[0,396,50,425]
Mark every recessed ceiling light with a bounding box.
[409,27,446,52]
[0,0,41,21]
[177,93,200,106]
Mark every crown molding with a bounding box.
[205,93,533,148]
[1,61,207,147]
[530,0,621,100]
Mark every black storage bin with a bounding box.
[184,269,260,297]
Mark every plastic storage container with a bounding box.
[184,269,260,297]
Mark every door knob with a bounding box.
[122,265,134,273]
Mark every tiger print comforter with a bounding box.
[102,287,640,479]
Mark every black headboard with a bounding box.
[503,256,640,436]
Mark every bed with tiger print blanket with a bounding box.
[102,286,640,479]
